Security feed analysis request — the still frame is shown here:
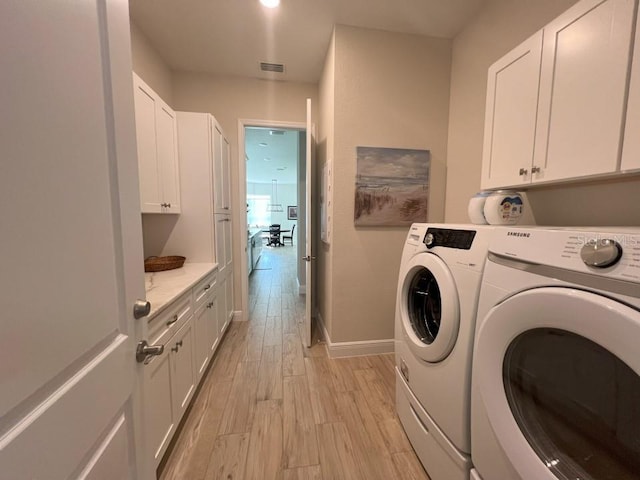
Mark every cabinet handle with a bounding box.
[531,166,541,174]
[204,284,211,291]
[166,314,178,326]
[519,168,528,176]
[176,340,183,347]
[223,206,230,210]
[171,345,179,353]
[206,302,213,308]
[167,203,171,208]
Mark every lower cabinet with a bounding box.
[193,289,218,381]
[143,267,231,472]
[144,319,195,468]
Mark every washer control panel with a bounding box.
[580,239,623,268]
[424,228,477,250]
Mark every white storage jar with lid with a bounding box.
[482,190,524,225]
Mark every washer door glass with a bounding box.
[407,267,442,344]
[504,328,640,480]
[399,252,459,363]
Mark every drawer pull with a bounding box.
[171,345,179,353]
[204,284,211,291]
[176,340,183,347]
[206,302,213,309]
[166,314,179,326]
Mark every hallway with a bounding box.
[159,245,430,480]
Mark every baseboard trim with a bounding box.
[232,310,245,322]
[315,309,394,358]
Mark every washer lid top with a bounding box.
[399,252,460,363]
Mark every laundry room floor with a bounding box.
[158,245,430,480]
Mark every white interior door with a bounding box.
[1,1,145,478]
[304,99,314,347]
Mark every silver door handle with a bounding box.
[133,299,151,319]
[136,340,164,364]
[302,255,316,262]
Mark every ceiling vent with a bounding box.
[260,62,285,73]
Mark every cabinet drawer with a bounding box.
[148,292,192,345]
[193,270,217,308]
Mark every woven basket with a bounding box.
[144,256,186,272]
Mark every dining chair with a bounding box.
[282,224,295,245]
[268,224,282,246]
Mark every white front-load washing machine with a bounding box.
[395,223,494,480]
[471,227,640,480]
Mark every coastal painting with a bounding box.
[354,146,430,226]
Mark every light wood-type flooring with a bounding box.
[158,245,430,480]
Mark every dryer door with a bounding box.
[474,287,640,480]
[398,252,459,363]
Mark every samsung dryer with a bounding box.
[395,223,494,480]
[471,227,640,480]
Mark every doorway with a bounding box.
[237,120,307,327]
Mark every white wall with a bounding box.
[129,22,173,105]
[445,0,640,226]
[320,25,452,344]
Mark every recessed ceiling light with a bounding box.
[259,142,268,147]
[260,0,280,8]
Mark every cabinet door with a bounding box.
[209,292,220,354]
[192,301,211,380]
[215,214,228,277]
[133,77,163,213]
[222,135,231,211]
[170,319,196,422]
[212,122,225,214]
[225,271,234,329]
[217,275,228,337]
[144,347,175,468]
[533,0,635,182]
[481,31,543,190]
[156,101,181,213]
[621,6,640,171]
[224,215,233,271]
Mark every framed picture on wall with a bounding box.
[287,205,298,220]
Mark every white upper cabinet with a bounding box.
[482,31,543,189]
[133,73,181,213]
[533,0,635,182]
[621,4,640,171]
[482,0,636,190]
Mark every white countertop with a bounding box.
[145,262,217,319]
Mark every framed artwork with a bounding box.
[354,146,430,226]
[287,205,298,220]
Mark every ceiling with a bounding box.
[245,127,300,184]
[130,0,486,183]
[129,0,486,83]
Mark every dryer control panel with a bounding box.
[424,228,477,250]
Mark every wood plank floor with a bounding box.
[158,245,430,480]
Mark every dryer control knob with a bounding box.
[580,239,622,268]
[424,233,435,248]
